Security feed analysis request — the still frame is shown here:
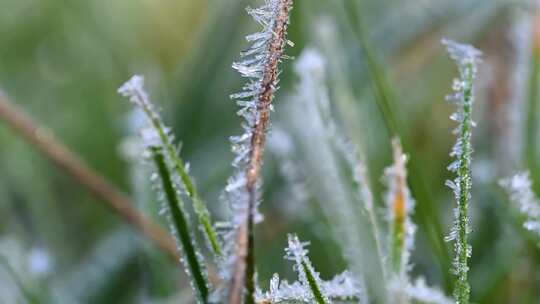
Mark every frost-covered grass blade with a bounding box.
[118,75,221,257]
[284,235,329,304]
[384,138,415,278]
[150,146,209,303]
[442,38,481,304]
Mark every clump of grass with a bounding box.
[114,5,485,304]
[441,39,481,304]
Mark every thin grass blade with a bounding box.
[150,146,209,303]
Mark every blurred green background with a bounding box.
[0,0,539,303]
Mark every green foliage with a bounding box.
[1,1,540,303]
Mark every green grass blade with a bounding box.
[150,146,209,303]
[118,76,222,257]
[333,1,453,289]
[300,260,327,304]
[148,110,222,256]
[285,235,329,304]
[442,39,481,304]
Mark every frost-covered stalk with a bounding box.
[118,75,221,256]
[385,138,415,279]
[150,146,209,303]
[500,172,540,236]
[225,1,293,303]
[284,235,329,304]
[442,39,481,304]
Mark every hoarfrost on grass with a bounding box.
[218,0,294,301]
[384,138,416,279]
[119,75,222,258]
[407,277,454,304]
[442,38,481,304]
[285,234,330,303]
[500,172,540,236]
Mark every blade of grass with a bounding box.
[150,146,209,303]
[0,93,179,261]
[285,235,329,304]
[118,75,221,257]
[301,260,327,304]
[385,138,415,278]
[333,1,452,289]
[442,39,481,304]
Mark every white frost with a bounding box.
[500,172,540,235]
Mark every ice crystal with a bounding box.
[322,271,366,302]
[407,277,454,304]
[118,75,149,107]
[500,172,540,236]
[442,39,482,69]
[256,271,366,304]
[258,274,310,303]
[442,38,481,304]
[284,234,330,303]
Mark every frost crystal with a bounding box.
[500,172,540,236]
[117,75,177,155]
[407,277,454,304]
[257,271,366,303]
[441,39,482,68]
[322,271,366,301]
[284,234,330,303]
[442,38,481,304]
[258,274,310,303]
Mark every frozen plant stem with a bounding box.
[151,146,209,303]
[227,0,293,303]
[118,76,221,256]
[442,39,481,304]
